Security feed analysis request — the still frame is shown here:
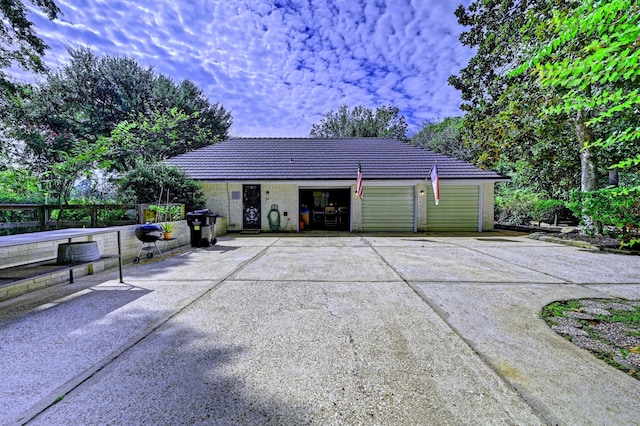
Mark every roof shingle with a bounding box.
[165,138,505,181]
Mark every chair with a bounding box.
[324,206,337,227]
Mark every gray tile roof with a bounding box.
[165,138,505,181]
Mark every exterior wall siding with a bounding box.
[351,184,363,232]
[427,184,479,231]
[201,183,243,232]
[261,184,298,232]
[482,183,495,231]
[201,182,298,232]
[416,183,428,232]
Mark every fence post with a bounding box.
[38,205,46,231]
[91,206,98,227]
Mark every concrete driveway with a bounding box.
[1,233,640,425]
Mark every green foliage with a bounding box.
[515,0,640,170]
[495,186,544,225]
[118,162,204,212]
[598,308,640,329]
[531,199,567,225]
[0,0,61,95]
[97,208,135,223]
[0,168,45,203]
[5,125,113,204]
[495,183,569,225]
[310,105,408,140]
[49,208,90,221]
[104,107,220,172]
[410,117,477,162]
[448,0,559,110]
[568,187,640,240]
[150,204,182,222]
[454,0,639,233]
[2,47,232,205]
[449,0,583,198]
[161,222,175,233]
[8,47,231,174]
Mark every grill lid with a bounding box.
[135,223,163,242]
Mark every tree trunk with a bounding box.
[608,168,619,187]
[576,109,597,192]
[575,108,598,232]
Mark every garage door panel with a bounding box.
[363,187,415,232]
[427,185,479,231]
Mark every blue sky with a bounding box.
[19,0,474,137]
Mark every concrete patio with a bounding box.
[2,233,640,425]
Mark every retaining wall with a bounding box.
[0,221,198,301]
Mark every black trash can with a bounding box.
[186,209,219,247]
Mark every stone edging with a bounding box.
[528,232,640,255]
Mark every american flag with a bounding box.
[430,163,439,205]
[356,162,364,200]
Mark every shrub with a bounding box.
[531,199,570,225]
[495,187,542,225]
[495,184,570,226]
[49,207,90,221]
[569,186,640,245]
[117,161,205,212]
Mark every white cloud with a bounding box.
[14,0,475,137]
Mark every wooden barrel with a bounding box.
[57,242,101,264]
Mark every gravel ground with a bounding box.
[543,298,640,380]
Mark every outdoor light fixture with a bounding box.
[420,190,425,195]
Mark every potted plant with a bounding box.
[162,221,175,239]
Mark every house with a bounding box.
[165,138,507,233]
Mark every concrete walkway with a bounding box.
[1,233,640,425]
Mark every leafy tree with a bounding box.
[102,107,220,172]
[23,47,158,140]
[513,0,640,234]
[515,0,640,173]
[118,162,205,212]
[453,0,639,234]
[11,47,232,167]
[0,0,60,95]
[447,0,555,113]
[568,187,640,244]
[0,167,42,202]
[448,0,629,201]
[3,48,232,203]
[310,105,408,140]
[410,117,477,162]
[162,79,232,142]
[10,124,111,203]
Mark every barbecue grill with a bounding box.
[133,223,165,263]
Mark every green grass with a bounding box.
[599,308,640,328]
[540,299,583,320]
